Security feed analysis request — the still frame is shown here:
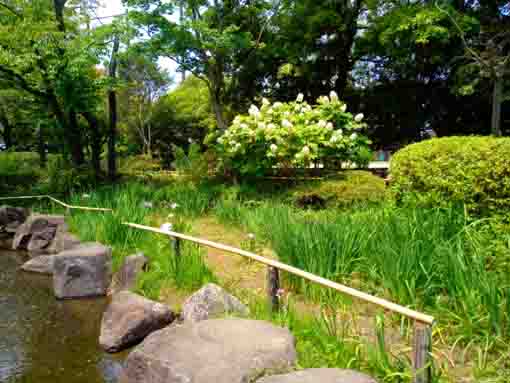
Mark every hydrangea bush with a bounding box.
[212,92,372,176]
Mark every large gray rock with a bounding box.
[182,283,249,322]
[0,206,28,247]
[21,255,55,274]
[12,214,66,252]
[120,319,297,383]
[111,253,149,293]
[100,291,175,353]
[257,369,378,383]
[46,225,81,254]
[53,243,112,299]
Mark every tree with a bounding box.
[0,0,112,168]
[149,75,214,164]
[124,0,274,130]
[437,2,509,136]
[118,52,171,156]
[273,0,365,100]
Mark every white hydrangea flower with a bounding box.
[318,96,329,104]
[240,123,249,130]
[329,91,339,102]
[326,122,334,130]
[318,120,327,128]
[283,111,290,117]
[160,223,173,232]
[330,136,338,143]
[302,146,310,155]
[273,102,283,109]
[270,144,278,153]
[234,116,241,124]
[258,122,266,130]
[249,105,261,118]
[217,137,224,144]
[350,133,358,140]
[262,98,270,106]
[267,108,274,115]
[282,119,293,129]
[267,123,276,130]
[340,104,347,113]
[354,113,364,122]
[296,93,304,103]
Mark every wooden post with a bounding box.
[267,266,280,313]
[413,322,432,383]
[173,237,181,259]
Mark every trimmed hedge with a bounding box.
[391,136,510,215]
[291,170,387,209]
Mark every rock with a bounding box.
[53,243,112,299]
[256,369,379,383]
[120,319,296,383]
[12,214,66,252]
[111,253,149,293]
[46,225,81,254]
[21,255,55,274]
[0,206,28,247]
[99,291,175,353]
[182,283,249,322]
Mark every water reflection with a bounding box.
[0,251,123,383]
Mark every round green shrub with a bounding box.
[391,136,510,215]
[291,170,387,209]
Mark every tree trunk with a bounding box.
[108,36,120,180]
[211,86,227,130]
[82,112,102,178]
[68,109,85,166]
[37,121,46,168]
[491,76,503,136]
[0,113,12,149]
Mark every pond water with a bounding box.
[0,250,123,383]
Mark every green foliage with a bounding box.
[153,182,221,218]
[391,136,510,215]
[44,156,97,195]
[119,154,163,174]
[290,171,386,209]
[0,152,44,194]
[173,143,210,184]
[212,93,371,177]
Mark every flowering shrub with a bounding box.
[212,92,372,176]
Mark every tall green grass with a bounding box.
[215,200,510,339]
[45,182,215,299]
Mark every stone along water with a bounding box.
[0,250,123,383]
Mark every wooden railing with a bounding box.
[123,221,434,383]
[0,195,113,213]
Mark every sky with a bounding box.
[96,0,178,80]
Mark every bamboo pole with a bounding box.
[0,195,113,212]
[123,222,435,325]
